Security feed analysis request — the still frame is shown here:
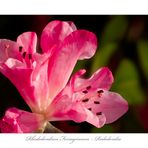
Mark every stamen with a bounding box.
[86,86,91,90]
[96,112,102,115]
[97,90,104,97]
[82,98,89,102]
[22,52,27,58]
[94,101,100,104]
[19,46,23,52]
[82,90,88,94]
[88,108,92,111]
[28,54,32,59]
[97,90,104,94]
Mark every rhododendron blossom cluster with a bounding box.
[0,20,128,133]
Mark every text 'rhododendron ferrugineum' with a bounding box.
[0,20,128,133]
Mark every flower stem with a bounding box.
[43,122,63,133]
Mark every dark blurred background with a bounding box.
[0,15,148,133]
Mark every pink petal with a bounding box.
[47,30,97,101]
[0,39,22,63]
[97,90,128,124]
[52,68,127,127]
[72,67,114,92]
[31,57,51,112]
[40,20,76,53]
[85,109,106,127]
[76,88,128,125]
[0,38,51,113]
[0,56,51,113]
[17,32,37,54]
[66,21,77,31]
[0,108,45,133]
[47,83,106,128]
[68,69,86,91]
[0,64,37,111]
[48,96,87,123]
[46,77,105,127]
[4,58,25,68]
[0,38,38,69]
[47,85,87,123]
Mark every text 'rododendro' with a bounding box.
[0,20,128,133]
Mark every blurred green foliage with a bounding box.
[137,40,148,78]
[101,16,128,43]
[112,59,145,105]
[91,125,114,133]
[91,43,117,72]
[91,16,128,72]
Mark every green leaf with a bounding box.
[91,16,128,73]
[91,125,114,133]
[91,42,117,72]
[73,60,87,73]
[102,16,128,43]
[112,59,145,105]
[137,40,148,78]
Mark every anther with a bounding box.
[97,90,104,97]
[22,52,27,58]
[86,86,91,90]
[82,90,88,94]
[88,108,92,111]
[94,101,100,104]
[82,98,89,102]
[97,90,104,94]
[96,112,102,115]
[28,54,32,59]
[19,46,23,52]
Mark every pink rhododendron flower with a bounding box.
[0,20,128,133]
